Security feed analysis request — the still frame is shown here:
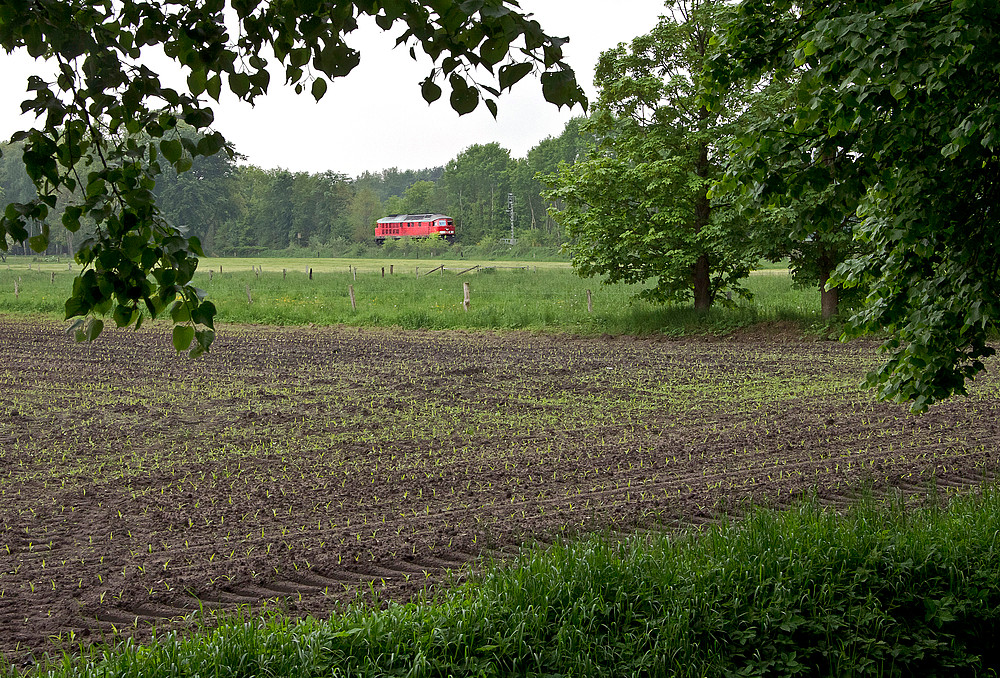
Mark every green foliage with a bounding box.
[24,489,1000,677]
[442,143,514,244]
[546,0,758,311]
[711,0,1000,410]
[0,0,586,353]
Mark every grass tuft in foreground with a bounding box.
[19,486,1000,677]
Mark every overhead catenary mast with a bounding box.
[503,192,517,245]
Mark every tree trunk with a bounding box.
[693,253,711,311]
[818,251,839,319]
[820,283,839,319]
[692,129,712,311]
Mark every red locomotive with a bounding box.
[374,214,455,245]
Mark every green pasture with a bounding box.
[0,255,820,335]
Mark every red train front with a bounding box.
[374,214,455,245]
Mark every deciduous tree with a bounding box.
[710,0,1000,410]
[546,0,756,310]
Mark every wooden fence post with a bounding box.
[416,267,419,277]
[14,278,20,300]
[390,264,394,275]
[381,267,385,278]
[463,282,470,312]
[309,268,313,280]
[246,285,253,304]
[50,272,55,284]
[349,285,357,311]
[283,268,286,279]
[587,289,593,314]
[353,267,357,281]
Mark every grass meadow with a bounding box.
[0,255,821,335]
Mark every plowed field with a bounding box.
[1,318,997,663]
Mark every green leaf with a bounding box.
[480,36,509,66]
[191,300,217,330]
[62,206,83,233]
[540,69,580,108]
[187,68,207,96]
[65,295,90,319]
[170,300,191,323]
[421,78,442,104]
[229,72,251,98]
[499,62,532,91]
[28,234,48,253]
[311,77,327,101]
[206,73,222,101]
[85,318,104,342]
[160,139,183,163]
[172,325,195,352]
[449,75,479,114]
[187,236,206,257]
[113,304,136,328]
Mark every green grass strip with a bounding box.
[19,487,1000,677]
[0,260,822,336]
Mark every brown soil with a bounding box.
[0,318,997,664]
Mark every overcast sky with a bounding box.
[0,1,666,177]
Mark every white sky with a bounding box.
[0,1,666,177]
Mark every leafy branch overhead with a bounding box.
[0,0,586,354]
[710,0,1000,411]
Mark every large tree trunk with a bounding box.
[820,282,839,319]
[693,253,711,311]
[818,250,839,319]
[692,129,712,311]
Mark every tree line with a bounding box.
[0,119,586,258]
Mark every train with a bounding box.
[374,214,455,245]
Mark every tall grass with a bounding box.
[21,487,1000,678]
[0,257,823,335]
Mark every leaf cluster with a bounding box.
[710,0,1000,410]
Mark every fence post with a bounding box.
[309,268,313,280]
[283,268,286,279]
[390,264,394,275]
[50,272,55,284]
[416,267,419,277]
[14,278,20,300]
[349,284,357,311]
[246,285,252,304]
[587,289,593,314]
[463,282,470,312]
[353,267,357,281]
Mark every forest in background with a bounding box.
[0,117,588,259]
